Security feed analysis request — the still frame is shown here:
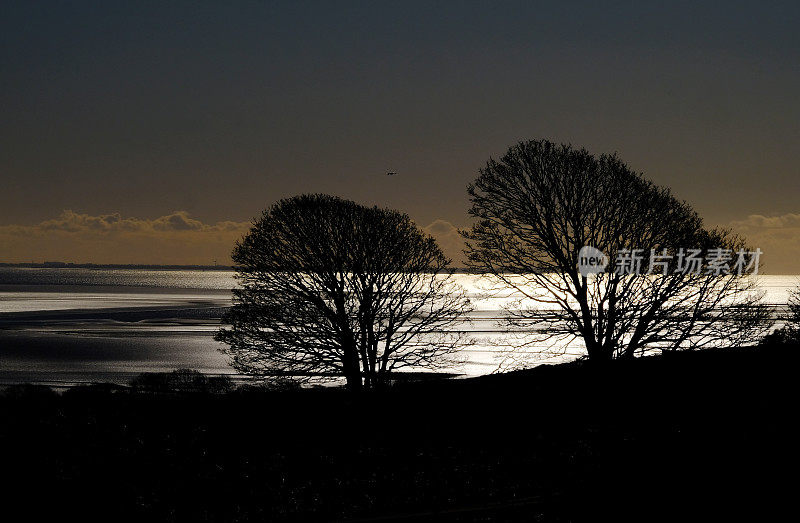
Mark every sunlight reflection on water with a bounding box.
[0,269,797,386]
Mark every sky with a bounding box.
[1,1,799,272]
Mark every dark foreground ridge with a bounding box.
[2,343,797,522]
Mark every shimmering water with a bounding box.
[0,268,797,387]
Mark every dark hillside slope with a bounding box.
[1,343,797,522]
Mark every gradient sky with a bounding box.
[2,1,799,271]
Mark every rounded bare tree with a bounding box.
[216,194,471,391]
[463,140,771,365]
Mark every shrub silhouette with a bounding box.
[129,369,233,394]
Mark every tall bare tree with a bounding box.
[769,285,800,343]
[789,287,800,326]
[463,140,771,365]
[216,194,471,391]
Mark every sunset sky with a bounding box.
[2,1,799,272]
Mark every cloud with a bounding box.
[728,212,800,274]
[730,213,800,230]
[423,219,466,266]
[0,211,251,265]
[0,211,473,266]
[4,210,246,236]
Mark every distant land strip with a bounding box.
[0,262,235,270]
[0,262,472,272]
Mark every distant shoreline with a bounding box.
[0,262,235,270]
[0,263,793,276]
[0,262,473,273]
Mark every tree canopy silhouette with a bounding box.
[216,194,471,391]
[463,139,770,365]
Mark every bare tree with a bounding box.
[769,285,800,343]
[789,286,800,326]
[216,194,472,391]
[463,140,771,365]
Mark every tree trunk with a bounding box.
[585,336,612,362]
[343,356,362,392]
[342,342,363,393]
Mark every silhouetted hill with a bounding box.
[1,343,797,522]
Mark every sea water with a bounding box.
[0,268,797,386]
